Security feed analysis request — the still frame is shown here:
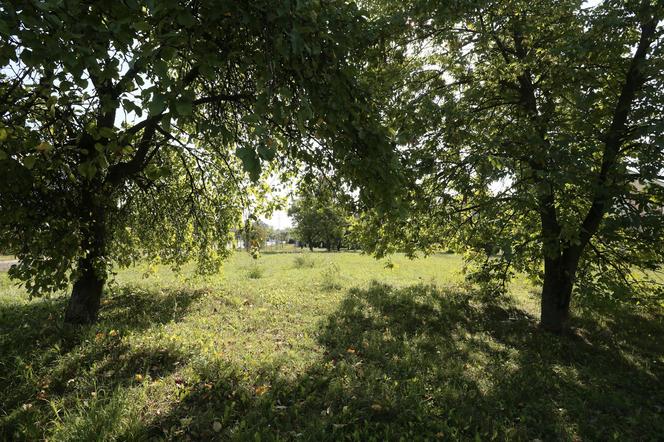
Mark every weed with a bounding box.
[320,263,342,291]
[246,264,264,279]
[293,254,317,269]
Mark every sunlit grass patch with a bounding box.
[0,252,662,441]
[293,253,317,269]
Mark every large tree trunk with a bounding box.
[65,254,106,324]
[540,251,580,334]
[65,188,107,324]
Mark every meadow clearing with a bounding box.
[0,251,662,441]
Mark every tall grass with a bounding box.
[293,254,317,269]
[246,263,264,279]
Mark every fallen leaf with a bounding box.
[255,384,270,395]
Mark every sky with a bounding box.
[262,173,294,230]
[265,209,292,230]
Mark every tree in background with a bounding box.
[360,0,664,332]
[289,178,350,251]
[0,0,403,323]
[243,219,271,257]
[270,228,293,247]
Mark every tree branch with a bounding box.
[578,9,660,247]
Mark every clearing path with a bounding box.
[0,259,17,272]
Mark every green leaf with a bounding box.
[177,12,195,27]
[23,156,37,170]
[145,164,161,180]
[123,99,142,117]
[77,161,97,179]
[99,127,115,139]
[75,76,88,89]
[257,142,276,162]
[175,99,193,116]
[133,21,150,32]
[97,153,109,170]
[36,142,53,154]
[149,95,167,116]
[236,146,261,181]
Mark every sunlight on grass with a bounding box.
[1,252,662,441]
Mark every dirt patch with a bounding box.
[0,260,17,272]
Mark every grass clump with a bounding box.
[293,254,317,269]
[245,263,264,279]
[320,263,342,291]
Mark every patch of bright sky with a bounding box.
[265,209,292,229]
[263,173,294,229]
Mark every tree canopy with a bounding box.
[0,0,402,323]
[358,0,664,332]
[289,177,350,251]
[1,0,662,334]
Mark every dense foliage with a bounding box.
[0,0,402,322]
[289,177,350,251]
[359,0,664,331]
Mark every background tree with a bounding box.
[0,0,403,323]
[289,177,350,251]
[360,0,664,332]
[269,228,293,248]
[243,219,271,254]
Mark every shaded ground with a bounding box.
[143,283,664,441]
[0,253,662,441]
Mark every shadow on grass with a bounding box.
[144,282,664,441]
[0,284,205,441]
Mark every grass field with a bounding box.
[1,251,662,441]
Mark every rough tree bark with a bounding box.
[64,253,106,324]
[539,249,581,333]
[64,185,107,324]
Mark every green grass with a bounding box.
[1,252,662,441]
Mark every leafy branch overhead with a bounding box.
[359,0,664,332]
[0,0,402,323]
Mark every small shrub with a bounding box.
[293,254,317,269]
[320,263,342,290]
[246,264,264,279]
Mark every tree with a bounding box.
[0,0,403,323]
[361,0,664,332]
[289,177,350,251]
[243,219,271,254]
[272,228,292,245]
